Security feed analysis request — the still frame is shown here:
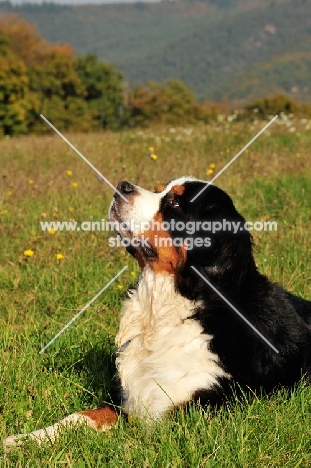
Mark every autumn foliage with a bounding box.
[1,15,311,136]
[0,14,230,136]
[0,15,124,135]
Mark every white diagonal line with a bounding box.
[190,266,279,354]
[39,266,128,354]
[190,115,278,202]
[40,114,128,203]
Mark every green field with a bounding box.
[1,116,311,466]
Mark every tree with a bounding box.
[0,54,30,136]
[0,29,30,136]
[127,79,198,126]
[76,54,124,130]
[27,49,89,132]
[0,14,49,66]
[0,28,12,56]
[0,15,87,134]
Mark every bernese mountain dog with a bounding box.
[4,176,311,447]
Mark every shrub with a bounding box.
[244,94,311,119]
[127,79,198,127]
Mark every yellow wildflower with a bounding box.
[66,170,73,176]
[149,146,154,153]
[117,285,123,289]
[0,209,8,215]
[130,271,136,276]
[56,253,64,260]
[28,179,34,185]
[207,169,214,175]
[209,163,216,169]
[7,190,12,196]
[69,207,74,212]
[151,154,158,161]
[24,249,34,257]
[72,182,78,188]
[48,228,56,235]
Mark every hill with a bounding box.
[224,52,311,105]
[0,0,311,103]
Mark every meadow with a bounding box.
[1,115,311,467]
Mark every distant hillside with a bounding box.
[1,0,311,103]
[224,52,311,105]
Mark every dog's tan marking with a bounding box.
[143,212,186,274]
[155,185,166,193]
[79,406,118,429]
[170,185,185,196]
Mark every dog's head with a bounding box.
[109,176,256,293]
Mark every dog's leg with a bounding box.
[3,405,119,448]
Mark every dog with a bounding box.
[4,176,311,447]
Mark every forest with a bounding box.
[0,0,310,103]
[1,12,311,136]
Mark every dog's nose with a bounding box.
[116,181,135,195]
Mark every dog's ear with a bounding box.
[176,225,257,300]
[191,224,254,270]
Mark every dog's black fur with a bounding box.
[122,180,311,405]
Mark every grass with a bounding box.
[1,116,311,467]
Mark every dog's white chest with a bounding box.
[115,267,227,419]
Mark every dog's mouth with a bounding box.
[109,182,161,267]
[109,194,154,267]
[109,200,132,239]
[109,201,122,229]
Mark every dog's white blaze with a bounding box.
[116,266,229,418]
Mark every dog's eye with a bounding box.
[169,198,180,208]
